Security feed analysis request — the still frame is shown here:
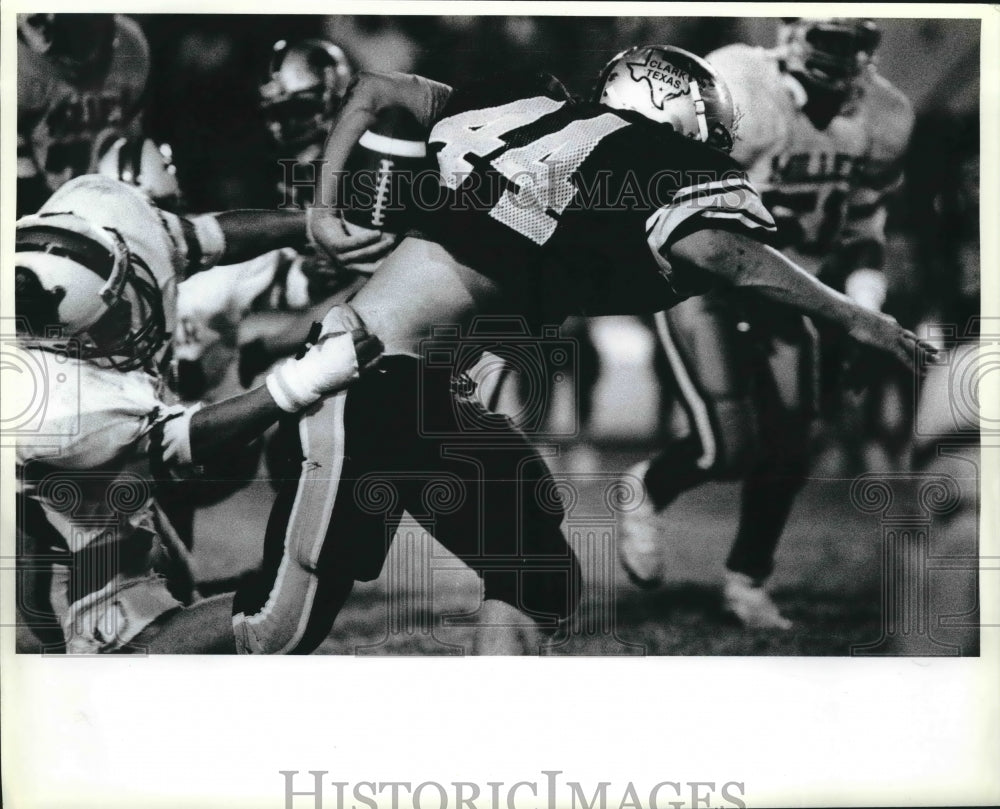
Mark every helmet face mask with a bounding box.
[594,45,736,153]
[15,215,167,372]
[260,39,352,152]
[779,18,881,94]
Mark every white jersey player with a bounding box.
[618,19,916,629]
[14,175,381,653]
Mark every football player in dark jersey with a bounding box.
[231,46,935,655]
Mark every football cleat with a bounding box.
[615,461,666,588]
[722,570,793,630]
[593,44,735,153]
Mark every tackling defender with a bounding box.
[617,19,916,628]
[14,175,380,654]
[232,47,934,655]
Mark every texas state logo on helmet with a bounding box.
[341,105,432,236]
[594,45,735,153]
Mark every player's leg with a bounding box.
[619,293,758,586]
[232,345,417,654]
[401,360,581,654]
[722,317,817,629]
[231,394,385,654]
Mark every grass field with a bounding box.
[14,317,981,657]
[193,442,981,657]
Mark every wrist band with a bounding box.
[190,214,227,270]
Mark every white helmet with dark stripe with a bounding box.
[15,211,167,371]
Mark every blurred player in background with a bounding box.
[617,18,915,629]
[14,175,381,654]
[17,13,150,216]
[261,37,353,208]
[223,38,390,392]
[231,48,933,655]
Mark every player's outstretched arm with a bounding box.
[669,228,936,372]
[175,209,311,278]
[213,209,310,265]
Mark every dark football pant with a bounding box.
[646,291,819,582]
[232,355,581,654]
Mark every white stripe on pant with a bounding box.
[232,390,347,654]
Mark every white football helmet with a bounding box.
[594,45,735,153]
[260,38,353,151]
[98,137,183,210]
[15,212,167,371]
[777,18,881,94]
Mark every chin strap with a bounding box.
[688,80,710,143]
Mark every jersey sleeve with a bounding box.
[645,161,777,293]
[647,161,775,247]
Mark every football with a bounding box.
[340,105,432,236]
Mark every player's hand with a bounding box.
[845,308,938,374]
[265,326,383,412]
[307,207,397,274]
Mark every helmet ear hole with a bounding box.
[15,266,65,337]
